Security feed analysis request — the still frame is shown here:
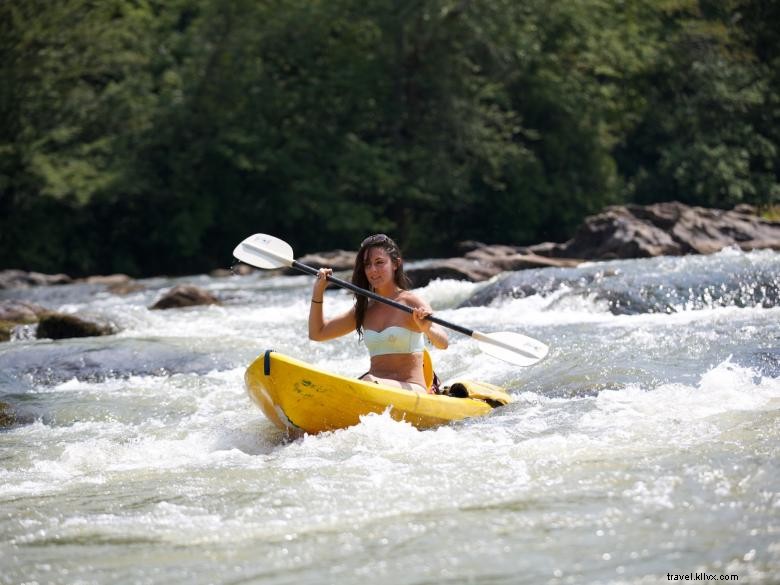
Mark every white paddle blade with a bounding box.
[475,331,549,367]
[233,233,294,270]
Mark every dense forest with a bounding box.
[1,0,778,277]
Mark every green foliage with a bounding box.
[617,0,780,207]
[1,0,777,276]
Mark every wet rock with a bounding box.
[36,313,116,340]
[149,284,220,310]
[0,301,49,342]
[0,269,72,289]
[0,401,15,428]
[0,300,48,322]
[561,206,679,259]
[554,202,780,260]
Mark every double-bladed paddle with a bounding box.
[233,233,549,367]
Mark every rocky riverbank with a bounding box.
[286,202,780,287]
[1,202,778,340]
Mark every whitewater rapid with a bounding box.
[1,247,778,584]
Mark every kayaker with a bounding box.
[308,234,449,393]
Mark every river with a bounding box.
[1,247,779,584]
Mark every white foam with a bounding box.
[577,359,780,446]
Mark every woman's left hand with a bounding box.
[412,307,432,332]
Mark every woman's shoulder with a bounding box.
[397,290,429,308]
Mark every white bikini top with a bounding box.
[363,326,425,357]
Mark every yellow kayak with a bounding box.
[245,350,512,435]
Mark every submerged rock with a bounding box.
[149,284,220,310]
[0,337,235,386]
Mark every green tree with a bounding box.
[0,0,160,273]
[616,0,779,208]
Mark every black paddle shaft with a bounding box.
[291,260,474,338]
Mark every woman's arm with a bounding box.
[308,268,357,341]
[407,293,449,350]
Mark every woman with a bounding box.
[308,234,448,393]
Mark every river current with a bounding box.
[1,247,779,584]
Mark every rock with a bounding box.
[36,312,116,340]
[107,281,145,295]
[289,202,779,288]
[83,274,132,286]
[149,284,220,310]
[406,258,501,287]
[0,301,49,342]
[0,401,15,428]
[560,206,680,259]
[80,273,145,295]
[283,250,357,275]
[523,241,568,257]
[0,270,72,289]
[555,202,780,260]
[0,300,48,323]
[406,247,583,287]
[464,245,583,271]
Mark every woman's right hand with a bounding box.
[312,268,333,299]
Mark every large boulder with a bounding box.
[555,202,780,260]
[36,313,116,340]
[149,284,220,310]
[558,206,680,259]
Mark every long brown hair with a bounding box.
[353,234,412,337]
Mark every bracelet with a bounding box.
[311,299,323,304]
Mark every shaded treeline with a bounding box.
[1,0,778,277]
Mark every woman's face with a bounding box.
[363,246,397,289]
